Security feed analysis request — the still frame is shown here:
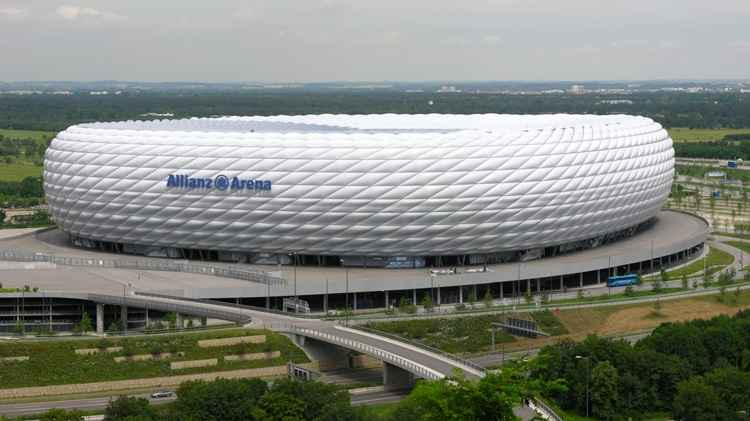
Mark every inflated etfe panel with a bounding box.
[44,114,674,256]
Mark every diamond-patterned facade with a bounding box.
[43,114,674,256]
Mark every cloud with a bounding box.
[0,7,29,21]
[56,5,126,21]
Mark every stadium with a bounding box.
[44,114,675,269]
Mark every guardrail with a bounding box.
[354,325,486,375]
[528,397,563,421]
[0,248,285,287]
[134,291,320,319]
[286,325,444,380]
[86,293,252,324]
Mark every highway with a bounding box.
[0,388,409,417]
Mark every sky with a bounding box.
[0,0,749,82]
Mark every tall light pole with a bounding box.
[576,355,591,418]
[288,252,297,313]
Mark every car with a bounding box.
[150,390,174,399]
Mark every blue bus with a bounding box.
[607,274,639,287]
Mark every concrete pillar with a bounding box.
[323,293,328,313]
[536,279,541,293]
[145,308,149,327]
[499,283,503,300]
[383,362,415,391]
[560,275,564,291]
[412,289,417,305]
[176,313,183,329]
[384,291,389,309]
[436,287,441,305]
[597,269,601,284]
[120,305,128,333]
[353,293,358,311]
[459,287,463,303]
[96,304,104,334]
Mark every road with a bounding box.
[0,387,409,417]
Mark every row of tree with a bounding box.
[7,363,555,421]
[531,310,750,420]
[2,91,750,132]
[0,134,49,164]
[675,139,750,161]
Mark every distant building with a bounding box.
[568,84,585,95]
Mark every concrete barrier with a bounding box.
[170,358,218,370]
[223,351,280,362]
[197,335,265,348]
[0,364,317,399]
[75,347,123,355]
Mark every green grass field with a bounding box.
[0,162,43,181]
[0,328,308,389]
[0,129,55,142]
[667,127,750,143]
[658,247,734,278]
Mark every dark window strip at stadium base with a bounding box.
[68,219,656,269]
[210,243,703,313]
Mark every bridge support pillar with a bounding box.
[353,293,358,311]
[560,275,564,291]
[384,290,389,309]
[383,362,415,391]
[176,312,183,329]
[458,287,463,303]
[96,304,104,334]
[499,283,503,300]
[436,287,441,305]
[289,335,351,371]
[412,289,417,305]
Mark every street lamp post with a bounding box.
[288,252,297,313]
[576,355,591,418]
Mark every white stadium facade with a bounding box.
[44,114,679,269]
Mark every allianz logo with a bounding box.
[166,174,272,191]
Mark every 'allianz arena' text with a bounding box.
[43,114,674,268]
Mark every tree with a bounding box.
[104,396,156,421]
[77,312,93,335]
[483,288,493,308]
[39,408,85,421]
[467,287,478,307]
[173,378,268,421]
[252,391,305,421]
[672,378,728,421]
[391,367,538,421]
[421,293,434,313]
[591,361,619,421]
[261,378,362,421]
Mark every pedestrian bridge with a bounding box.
[52,291,485,385]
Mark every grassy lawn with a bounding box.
[724,240,750,255]
[550,287,685,306]
[366,314,520,355]
[0,328,308,389]
[530,310,569,336]
[0,129,55,142]
[668,127,750,143]
[0,162,43,181]
[714,232,750,240]
[656,246,733,279]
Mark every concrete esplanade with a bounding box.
[0,209,707,384]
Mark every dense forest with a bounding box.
[1,91,749,132]
[532,310,750,420]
